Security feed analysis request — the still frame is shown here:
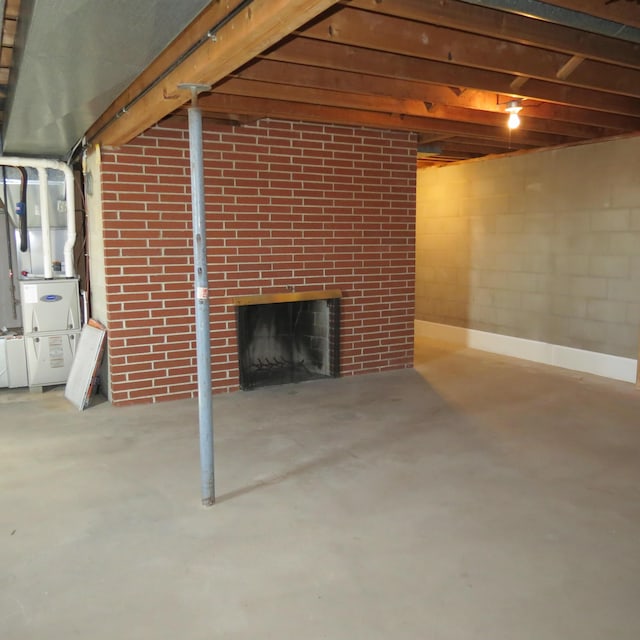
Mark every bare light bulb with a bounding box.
[505,100,522,130]
[507,111,520,129]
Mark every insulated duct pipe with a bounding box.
[37,168,52,279]
[16,167,27,252]
[2,167,19,319]
[0,157,76,279]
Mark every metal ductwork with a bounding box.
[458,0,640,43]
[0,156,76,278]
[2,0,212,159]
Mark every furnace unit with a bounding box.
[19,278,81,387]
[0,158,80,390]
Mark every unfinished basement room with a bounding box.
[1,1,639,638]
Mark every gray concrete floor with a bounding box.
[2,337,640,639]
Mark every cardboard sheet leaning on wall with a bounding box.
[65,319,107,410]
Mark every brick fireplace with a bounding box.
[234,290,341,390]
[99,117,416,405]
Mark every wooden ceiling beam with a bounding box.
[556,55,585,80]
[442,136,533,152]
[347,0,640,70]
[549,57,640,98]
[235,59,613,138]
[215,78,429,117]
[418,134,454,145]
[1,12,16,48]
[510,76,530,91]
[419,153,481,163]
[246,58,503,109]
[512,101,631,131]
[216,76,439,118]
[268,37,640,119]
[519,76,640,118]
[425,102,598,139]
[419,139,531,157]
[300,7,640,98]
[425,152,482,161]
[0,46,13,67]
[417,158,458,166]
[86,0,340,147]
[5,0,21,20]
[198,91,572,147]
[438,140,522,156]
[87,0,247,144]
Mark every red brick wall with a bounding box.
[100,117,416,405]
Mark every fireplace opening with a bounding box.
[236,295,340,390]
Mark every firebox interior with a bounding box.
[235,292,340,391]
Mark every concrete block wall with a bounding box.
[416,136,640,359]
[98,118,416,405]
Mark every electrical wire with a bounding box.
[1,165,19,321]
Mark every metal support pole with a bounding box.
[182,83,215,506]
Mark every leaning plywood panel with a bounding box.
[64,320,107,410]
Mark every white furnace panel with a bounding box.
[20,278,80,334]
[24,331,80,386]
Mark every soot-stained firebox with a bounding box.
[233,290,340,391]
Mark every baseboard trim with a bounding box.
[415,320,638,384]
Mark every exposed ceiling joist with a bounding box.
[2,0,639,164]
[439,137,534,153]
[555,55,585,80]
[301,7,640,98]
[197,91,572,147]
[87,0,248,144]
[87,0,341,147]
[349,0,640,69]
[267,37,640,118]
[234,59,618,138]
